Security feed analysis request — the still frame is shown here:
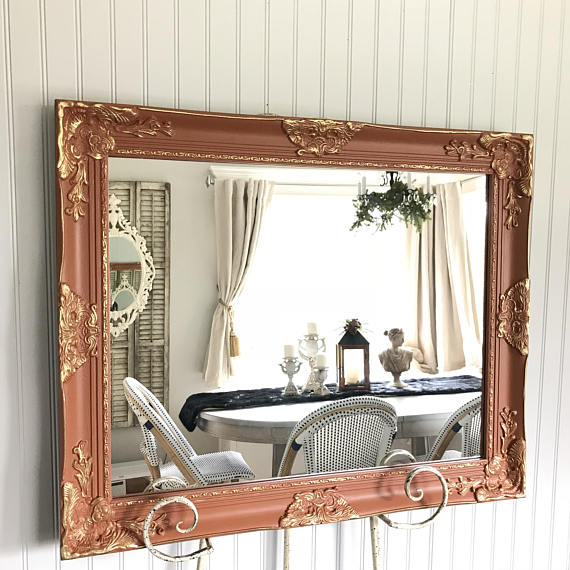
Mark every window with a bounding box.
[233,187,408,388]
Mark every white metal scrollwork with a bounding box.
[143,496,213,563]
[377,465,449,530]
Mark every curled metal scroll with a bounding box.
[143,476,187,493]
[377,466,449,530]
[143,496,213,562]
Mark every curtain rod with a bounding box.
[205,173,485,189]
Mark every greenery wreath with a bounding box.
[351,177,435,233]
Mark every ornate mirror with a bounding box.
[56,100,531,559]
[108,193,155,337]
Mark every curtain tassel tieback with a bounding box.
[219,299,241,357]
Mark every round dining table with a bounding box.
[197,391,481,476]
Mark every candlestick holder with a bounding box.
[298,334,326,393]
[279,357,302,396]
[304,367,331,396]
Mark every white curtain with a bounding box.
[203,178,273,387]
[405,182,482,373]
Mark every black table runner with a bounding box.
[179,375,481,432]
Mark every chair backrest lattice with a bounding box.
[278,396,398,477]
[426,394,482,461]
[462,407,482,457]
[123,377,205,486]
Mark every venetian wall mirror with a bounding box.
[56,100,531,560]
[109,192,156,338]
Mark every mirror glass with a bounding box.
[109,158,486,497]
[113,287,136,311]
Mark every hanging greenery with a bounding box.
[351,178,435,233]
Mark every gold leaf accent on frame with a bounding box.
[447,408,525,502]
[57,101,173,221]
[497,278,530,356]
[61,441,167,559]
[282,119,364,157]
[279,488,359,528]
[59,284,99,383]
[444,133,533,229]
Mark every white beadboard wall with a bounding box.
[1,0,569,569]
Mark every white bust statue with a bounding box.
[379,328,413,388]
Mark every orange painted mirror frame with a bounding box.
[55,99,531,559]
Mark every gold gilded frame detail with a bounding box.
[279,488,360,528]
[61,441,167,559]
[497,278,530,356]
[447,408,525,501]
[282,118,364,156]
[444,133,533,229]
[59,284,99,383]
[57,101,173,221]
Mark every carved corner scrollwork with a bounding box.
[447,408,525,502]
[498,278,530,356]
[444,133,533,229]
[61,441,167,559]
[282,119,364,157]
[57,101,173,221]
[278,487,359,528]
[59,284,99,383]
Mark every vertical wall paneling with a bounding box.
[447,1,474,129]
[146,0,175,109]
[338,518,365,570]
[347,0,375,122]
[406,511,434,570]
[236,531,263,570]
[422,0,451,128]
[525,1,565,570]
[177,0,206,111]
[322,0,349,120]
[399,0,427,128]
[294,0,322,117]
[113,0,144,104]
[374,0,402,124]
[80,0,112,101]
[208,0,237,112]
[0,0,25,568]
[266,0,294,115]
[238,0,266,115]
[548,10,570,568]
[9,2,57,570]
[2,1,570,569]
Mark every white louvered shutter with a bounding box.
[109,181,170,428]
[134,182,170,414]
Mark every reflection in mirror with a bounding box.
[108,159,486,497]
[109,192,156,338]
[113,284,136,311]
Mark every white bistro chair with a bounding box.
[425,394,482,461]
[123,377,255,487]
[124,377,256,566]
[277,396,414,570]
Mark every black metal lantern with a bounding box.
[336,319,370,391]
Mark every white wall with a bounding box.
[1,1,569,569]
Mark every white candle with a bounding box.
[307,322,318,335]
[315,353,327,368]
[345,367,360,384]
[284,344,297,358]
